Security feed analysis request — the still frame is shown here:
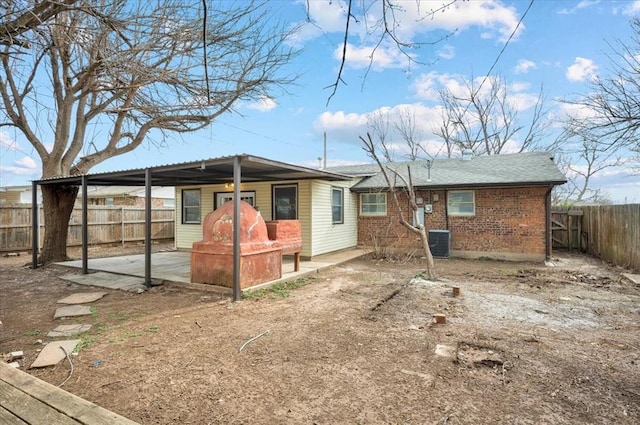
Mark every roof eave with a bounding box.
[351,180,567,192]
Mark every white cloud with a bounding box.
[335,42,416,71]
[558,0,601,15]
[0,155,39,176]
[298,0,524,69]
[245,96,277,112]
[622,0,640,15]
[514,59,536,74]
[14,156,37,170]
[0,131,19,151]
[314,103,444,154]
[566,57,598,82]
[438,45,455,60]
[413,71,467,101]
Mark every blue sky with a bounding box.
[1,0,639,203]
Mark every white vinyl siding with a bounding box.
[310,180,358,256]
[175,179,356,257]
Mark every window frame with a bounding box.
[360,192,387,216]
[214,191,256,210]
[331,187,344,224]
[447,190,475,216]
[272,184,298,220]
[182,189,201,224]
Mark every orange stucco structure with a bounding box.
[265,220,303,271]
[190,201,282,288]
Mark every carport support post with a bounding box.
[81,175,88,274]
[31,181,38,269]
[145,168,152,287]
[233,156,241,301]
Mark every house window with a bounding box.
[182,189,201,224]
[331,187,343,224]
[360,193,386,216]
[105,197,114,206]
[215,191,256,209]
[273,185,297,220]
[448,190,475,216]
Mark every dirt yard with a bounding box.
[1,244,639,424]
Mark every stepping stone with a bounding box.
[57,292,108,304]
[622,273,640,285]
[61,272,146,292]
[30,340,80,368]
[48,324,92,337]
[54,305,93,319]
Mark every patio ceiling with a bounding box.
[35,154,351,186]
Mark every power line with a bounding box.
[475,0,535,96]
[217,121,305,149]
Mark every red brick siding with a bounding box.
[357,187,547,256]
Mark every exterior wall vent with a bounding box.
[428,229,450,258]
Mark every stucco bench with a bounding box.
[265,220,303,272]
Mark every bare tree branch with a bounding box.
[360,131,436,279]
[433,75,549,156]
[0,0,297,262]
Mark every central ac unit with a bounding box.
[428,230,450,258]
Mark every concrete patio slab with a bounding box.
[57,292,108,304]
[53,305,93,319]
[57,248,370,293]
[30,340,80,368]
[48,324,92,338]
[60,272,146,292]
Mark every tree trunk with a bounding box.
[39,184,79,263]
[418,225,436,280]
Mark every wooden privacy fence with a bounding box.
[551,209,585,252]
[0,205,175,252]
[580,204,640,272]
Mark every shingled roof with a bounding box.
[327,152,566,191]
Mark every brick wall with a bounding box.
[357,186,548,259]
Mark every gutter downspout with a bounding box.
[545,185,553,260]
[444,190,449,230]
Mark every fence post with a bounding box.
[121,206,125,247]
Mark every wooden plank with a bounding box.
[0,363,138,425]
[0,380,79,425]
[0,405,28,425]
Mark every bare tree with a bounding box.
[563,18,640,161]
[433,75,549,156]
[0,0,296,263]
[366,110,392,161]
[0,0,78,48]
[318,0,458,103]
[394,106,428,160]
[551,127,624,204]
[360,132,436,280]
